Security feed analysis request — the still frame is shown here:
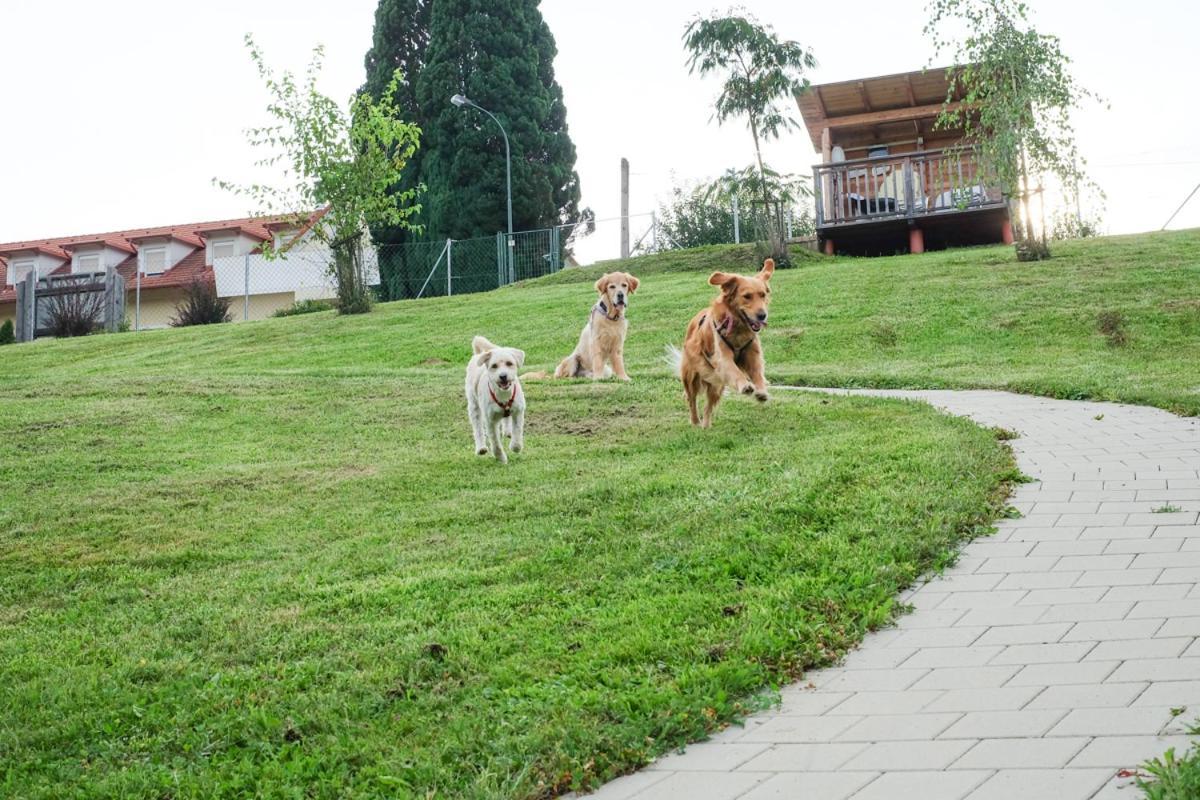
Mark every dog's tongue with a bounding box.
[750,320,765,332]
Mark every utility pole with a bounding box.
[620,158,630,259]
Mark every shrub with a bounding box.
[44,281,104,337]
[272,299,336,317]
[1016,238,1052,262]
[1097,309,1129,347]
[1049,207,1103,241]
[0,319,14,345]
[171,278,232,327]
[654,184,741,251]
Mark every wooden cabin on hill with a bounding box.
[798,66,1014,256]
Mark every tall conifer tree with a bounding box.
[416,0,580,239]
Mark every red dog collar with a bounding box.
[488,383,519,417]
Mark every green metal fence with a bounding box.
[376,229,570,302]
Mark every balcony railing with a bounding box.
[813,148,1005,228]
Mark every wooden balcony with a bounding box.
[813,148,1006,230]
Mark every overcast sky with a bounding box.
[2,0,1197,256]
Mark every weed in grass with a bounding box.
[1098,309,1130,347]
[1016,239,1052,261]
[992,426,1019,441]
[272,298,337,317]
[1154,504,1183,514]
[868,320,899,348]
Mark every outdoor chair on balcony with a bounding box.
[877,167,927,215]
[933,185,988,210]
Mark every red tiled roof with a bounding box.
[0,212,323,303]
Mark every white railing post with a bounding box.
[135,266,141,332]
[243,253,250,321]
[446,238,453,296]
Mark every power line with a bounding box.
[1094,160,1200,168]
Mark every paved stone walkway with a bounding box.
[587,390,1200,800]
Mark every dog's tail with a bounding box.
[663,344,683,378]
[520,370,551,381]
[472,335,498,355]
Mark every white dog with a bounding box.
[465,335,526,464]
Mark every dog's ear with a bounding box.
[758,258,775,281]
[708,271,739,294]
[626,273,639,293]
[475,350,492,367]
[594,275,608,294]
[511,349,526,368]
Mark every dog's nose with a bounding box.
[617,293,626,303]
[756,310,768,321]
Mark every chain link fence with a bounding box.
[122,241,365,331]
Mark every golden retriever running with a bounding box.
[554,271,639,380]
[673,258,774,427]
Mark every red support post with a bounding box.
[823,239,835,256]
[1001,219,1015,245]
[909,227,925,254]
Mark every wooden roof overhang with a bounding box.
[796,65,970,155]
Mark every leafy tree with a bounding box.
[926,0,1102,259]
[683,11,816,264]
[416,0,581,240]
[362,0,433,300]
[0,319,14,346]
[220,36,422,314]
[653,166,813,252]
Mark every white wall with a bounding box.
[70,243,130,274]
[5,252,67,284]
[212,241,379,299]
[204,231,264,265]
[168,239,195,270]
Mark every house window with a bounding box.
[77,254,101,274]
[10,258,35,284]
[141,246,167,274]
[211,238,236,261]
[273,228,297,250]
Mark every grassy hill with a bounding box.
[546,229,1200,415]
[1,229,1196,798]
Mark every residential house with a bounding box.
[0,212,331,330]
[798,66,1014,256]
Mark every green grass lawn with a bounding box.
[0,254,1019,797]
[561,228,1200,415]
[1,228,1195,798]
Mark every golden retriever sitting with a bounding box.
[554,271,639,380]
[674,258,774,427]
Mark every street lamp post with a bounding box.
[451,94,513,257]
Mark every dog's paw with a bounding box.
[477,447,489,456]
[510,442,523,453]
[754,390,769,403]
[739,383,755,395]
